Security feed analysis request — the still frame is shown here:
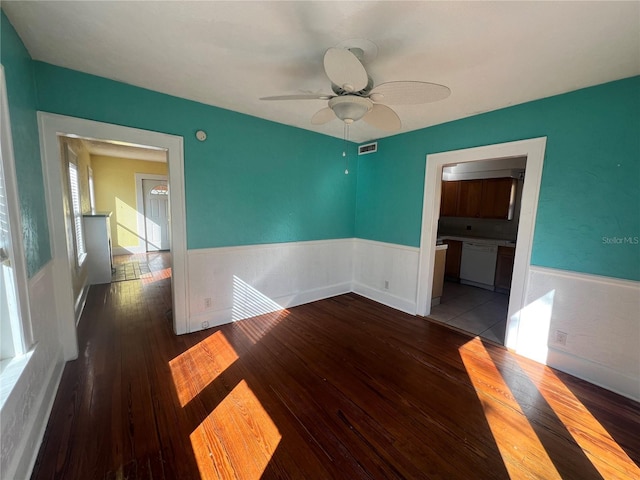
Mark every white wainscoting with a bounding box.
[0,261,66,480]
[187,239,354,333]
[352,239,420,315]
[515,266,640,401]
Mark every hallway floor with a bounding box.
[428,281,508,344]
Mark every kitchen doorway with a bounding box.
[431,157,525,344]
[415,138,547,350]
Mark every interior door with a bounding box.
[142,178,170,251]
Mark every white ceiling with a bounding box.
[4,1,639,143]
[80,138,167,163]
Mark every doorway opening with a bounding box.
[38,113,188,362]
[430,157,526,344]
[415,138,547,351]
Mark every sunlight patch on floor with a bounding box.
[141,267,172,285]
[459,338,561,479]
[169,331,239,407]
[190,379,281,479]
[516,358,640,479]
[232,276,288,344]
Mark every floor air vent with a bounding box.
[358,142,378,155]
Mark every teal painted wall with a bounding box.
[33,62,357,249]
[356,76,640,281]
[0,11,51,277]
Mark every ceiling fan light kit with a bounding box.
[329,96,372,124]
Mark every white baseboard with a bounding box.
[352,281,417,315]
[112,245,146,256]
[74,282,90,325]
[546,347,640,401]
[189,281,352,332]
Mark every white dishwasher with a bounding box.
[460,242,498,291]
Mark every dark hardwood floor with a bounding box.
[31,254,640,479]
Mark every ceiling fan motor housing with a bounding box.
[331,76,375,97]
[329,96,373,124]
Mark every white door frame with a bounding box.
[38,113,189,360]
[415,137,547,350]
[136,173,169,252]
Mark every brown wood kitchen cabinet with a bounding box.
[481,178,517,219]
[443,239,462,280]
[457,180,483,217]
[494,245,515,292]
[439,180,459,217]
[440,178,516,220]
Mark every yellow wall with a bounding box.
[91,155,168,250]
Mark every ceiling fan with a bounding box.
[260,46,451,132]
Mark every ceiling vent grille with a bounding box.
[358,142,377,155]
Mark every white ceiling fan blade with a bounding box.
[311,107,336,125]
[323,47,368,93]
[369,81,451,105]
[260,94,333,101]
[362,104,401,131]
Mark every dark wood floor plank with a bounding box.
[31,254,640,479]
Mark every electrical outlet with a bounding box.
[554,330,568,346]
[201,321,209,329]
[204,297,212,309]
[384,280,389,290]
[466,225,472,230]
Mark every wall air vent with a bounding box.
[358,142,378,155]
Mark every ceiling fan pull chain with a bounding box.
[343,123,350,175]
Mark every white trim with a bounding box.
[355,237,420,254]
[529,264,640,289]
[135,173,168,252]
[188,237,354,256]
[0,65,33,353]
[74,282,90,326]
[37,113,189,346]
[352,282,417,315]
[189,282,352,332]
[112,245,146,256]
[416,137,547,351]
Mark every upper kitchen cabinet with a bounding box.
[457,180,483,218]
[480,178,517,219]
[440,180,460,216]
[440,178,516,220]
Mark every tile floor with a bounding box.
[428,281,509,344]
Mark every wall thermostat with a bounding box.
[195,130,207,142]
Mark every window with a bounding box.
[0,66,33,400]
[150,184,168,195]
[67,149,86,266]
[88,166,96,212]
